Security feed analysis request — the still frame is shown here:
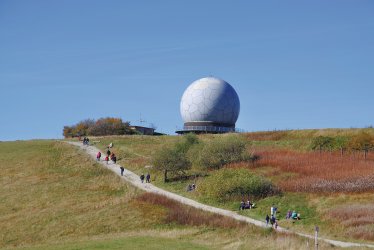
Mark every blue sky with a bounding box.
[1,1,373,140]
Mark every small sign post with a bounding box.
[315,226,319,250]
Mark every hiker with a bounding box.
[265,214,270,226]
[82,137,86,145]
[96,152,101,161]
[273,205,278,217]
[286,210,292,219]
[109,142,113,148]
[146,173,150,183]
[291,212,301,220]
[140,173,145,183]
[112,155,117,164]
[105,156,109,164]
[239,201,245,210]
[106,149,111,157]
[274,219,278,229]
[120,166,124,176]
[245,200,252,209]
[271,204,275,217]
[86,138,90,145]
[192,184,196,190]
[270,215,276,226]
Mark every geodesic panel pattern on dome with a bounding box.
[180,77,240,125]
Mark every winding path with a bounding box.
[67,141,374,249]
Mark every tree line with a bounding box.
[63,117,135,138]
[311,132,374,159]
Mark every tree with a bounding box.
[152,147,191,182]
[311,136,334,154]
[333,136,349,156]
[349,132,374,160]
[194,134,249,169]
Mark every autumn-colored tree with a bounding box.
[349,132,374,160]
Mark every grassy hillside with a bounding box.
[88,128,374,243]
[0,140,334,250]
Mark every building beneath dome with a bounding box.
[176,77,240,134]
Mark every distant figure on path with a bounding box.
[140,173,145,183]
[105,156,109,164]
[112,155,117,164]
[271,204,275,217]
[274,219,278,229]
[270,215,276,227]
[265,214,270,226]
[106,149,111,157]
[120,166,124,176]
[96,152,101,161]
[146,173,150,183]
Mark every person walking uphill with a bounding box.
[140,173,145,183]
[146,173,151,183]
[120,166,124,176]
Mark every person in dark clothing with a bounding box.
[265,214,270,226]
[106,149,111,157]
[140,174,145,183]
[120,166,124,176]
[239,201,245,210]
[270,215,276,226]
[112,155,117,164]
[146,173,150,183]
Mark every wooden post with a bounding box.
[315,226,319,250]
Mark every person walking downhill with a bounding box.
[96,152,101,161]
[120,166,124,176]
[146,173,150,183]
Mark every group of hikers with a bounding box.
[186,183,196,192]
[264,204,301,229]
[140,173,151,183]
[96,143,117,165]
[82,137,90,145]
[239,199,254,210]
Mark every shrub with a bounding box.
[194,134,250,169]
[198,168,276,201]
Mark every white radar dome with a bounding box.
[180,77,240,127]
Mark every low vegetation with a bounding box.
[199,168,277,202]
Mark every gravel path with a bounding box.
[67,141,374,249]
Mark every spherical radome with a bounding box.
[180,77,240,126]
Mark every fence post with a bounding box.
[315,226,319,250]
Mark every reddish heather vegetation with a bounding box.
[250,148,374,192]
[326,204,374,240]
[136,193,246,228]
